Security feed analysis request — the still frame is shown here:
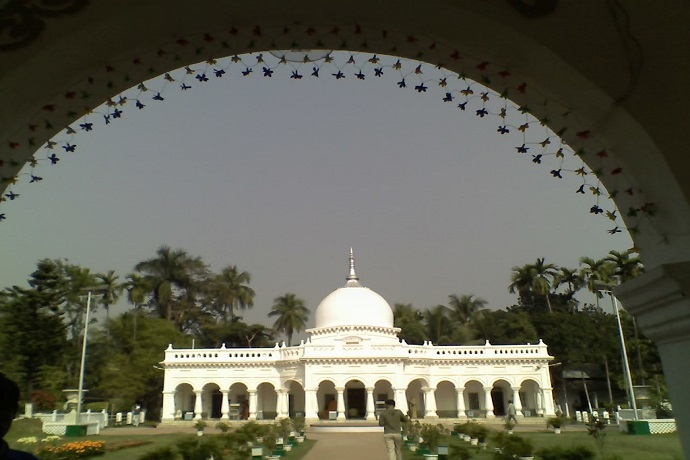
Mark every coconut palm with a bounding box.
[268,293,309,346]
[208,265,255,321]
[134,246,208,328]
[447,294,487,325]
[509,258,558,312]
[123,273,150,341]
[604,249,644,283]
[95,270,123,351]
[393,303,426,344]
[424,304,453,344]
[579,256,615,307]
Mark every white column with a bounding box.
[336,387,346,421]
[193,390,203,419]
[422,387,438,419]
[536,390,544,416]
[161,391,176,421]
[220,390,230,420]
[542,387,556,417]
[455,387,466,418]
[511,387,523,418]
[304,388,318,420]
[483,387,495,418]
[395,388,409,414]
[365,387,376,421]
[277,389,288,419]
[248,390,257,421]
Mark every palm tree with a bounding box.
[209,265,255,321]
[123,273,150,341]
[95,270,123,351]
[509,258,558,312]
[134,246,208,328]
[268,293,309,346]
[447,294,487,325]
[424,304,452,344]
[604,249,644,283]
[393,303,426,344]
[578,256,615,307]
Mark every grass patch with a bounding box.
[402,430,682,460]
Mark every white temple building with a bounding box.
[160,251,556,422]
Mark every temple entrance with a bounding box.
[491,389,506,416]
[211,390,223,419]
[346,388,366,419]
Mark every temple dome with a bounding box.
[313,250,394,329]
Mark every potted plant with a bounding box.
[547,416,564,434]
[277,418,292,450]
[194,419,207,436]
[262,426,280,460]
[292,415,306,440]
[420,423,443,459]
[500,434,533,460]
[504,419,515,434]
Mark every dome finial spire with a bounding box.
[346,247,361,286]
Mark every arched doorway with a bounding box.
[202,382,222,419]
[174,383,194,420]
[435,380,457,419]
[406,378,427,419]
[519,379,542,418]
[490,379,512,417]
[256,382,278,420]
[344,379,366,419]
[316,380,337,420]
[229,382,248,419]
[286,380,305,418]
[462,380,485,418]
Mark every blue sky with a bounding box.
[0,53,633,328]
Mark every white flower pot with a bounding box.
[423,455,439,460]
[554,427,561,434]
[296,436,305,443]
[470,438,478,446]
[196,430,204,437]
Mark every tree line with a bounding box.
[0,246,664,418]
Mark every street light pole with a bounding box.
[76,291,93,425]
[75,285,108,425]
[608,292,639,421]
[594,282,639,421]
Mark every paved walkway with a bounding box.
[302,432,387,460]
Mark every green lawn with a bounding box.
[401,431,683,460]
[7,419,683,460]
[6,419,316,460]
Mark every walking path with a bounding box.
[302,432,386,460]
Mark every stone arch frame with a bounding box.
[517,378,543,418]
[434,379,458,419]
[283,379,306,418]
[315,378,338,420]
[343,378,366,419]
[4,4,690,454]
[405,378,429,419]
[201,382,222,419]
[173,382,195,420]
[461,379,487,418]
[490,379,513,417]
[256,381,278,420]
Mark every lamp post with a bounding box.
[76,286,107,425]
[594,282,639,421]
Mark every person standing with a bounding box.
[0,373,39,460]
[378,399,409,460]
[507,399,518,424]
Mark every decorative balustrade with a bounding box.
[163,339,551,366]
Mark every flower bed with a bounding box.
[36,440,106,459]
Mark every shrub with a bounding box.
[215,421,229,433]
[138,446,177,460]
[547,416,566,429]
[176,436,224,460]
[492,434,532,460]
[193,419,207,431]
[536,445,596,460]
[291,415,306,433]
[31,390,57,411]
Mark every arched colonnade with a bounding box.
[163,377,550,421]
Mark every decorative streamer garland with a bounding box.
[0,24,655,236]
